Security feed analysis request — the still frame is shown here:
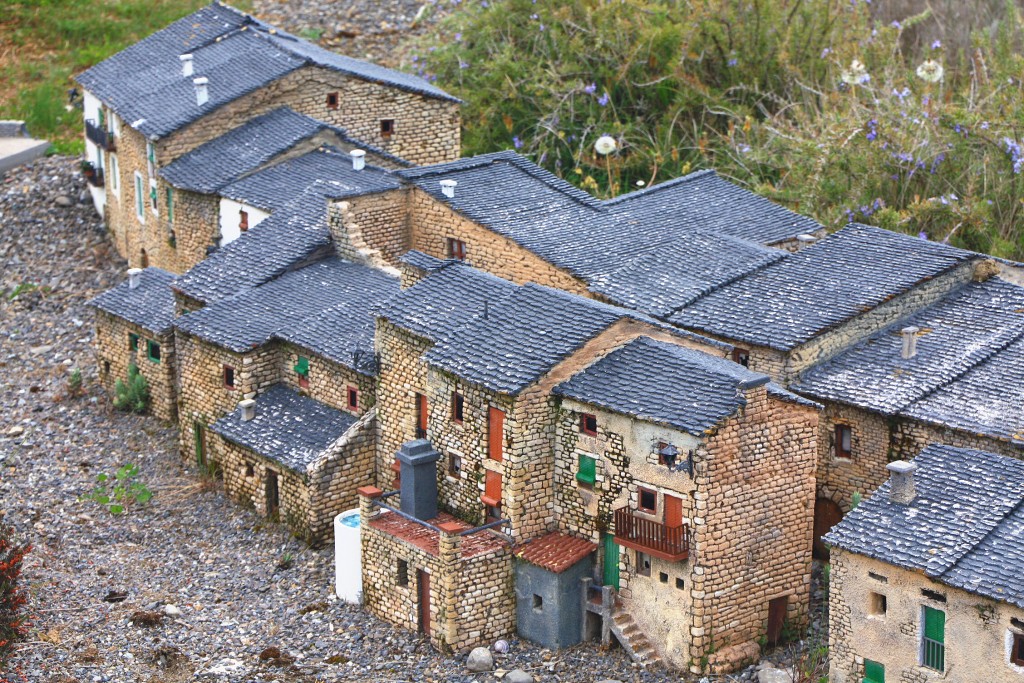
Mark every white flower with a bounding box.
[916,59,944,83]
[841,59,870,86]
[635,180,645,187]
[594,135,617,156]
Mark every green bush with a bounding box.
[80,463,153,515]
[415,0,1024,258]
[113,363,149,414]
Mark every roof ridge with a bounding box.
[604,168,716,205]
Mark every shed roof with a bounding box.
[87,267,178,335]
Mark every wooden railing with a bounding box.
[613,506,689,562]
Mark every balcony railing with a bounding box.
[613,506,689,562]
[85,119,115,152]
[84,167,105,188]
[922,637,945,671]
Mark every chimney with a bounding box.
[193,77,209,106]
[887,461,917,505]
[901,326,919,359]
[350,149,366,171]
[239,399,256,422]
[127,268,143,290]
[180,53,194,77]
[440,179,457,199]
[796,233,817,244]
[396,439,441,520]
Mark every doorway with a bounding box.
[192,421,206,469]
[602,533,620,590]
[766,596,789,646]
[813,498,844,560]
[417,569,431,635]
[265,471,280,518]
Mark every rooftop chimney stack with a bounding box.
[180,53,194,77]
[887,460,917,505]
[396,439,441,521]
[127,268,143,290]
[239,399,256,422]
[193,77,209,106]
[350,149,366,171]
[901,326,920,359]
[440,179,457,199]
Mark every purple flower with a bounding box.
[530,13,538,19]
[455,32,462,41]
[727,58,738,67]
[459,60,469,69]
[821,48,831,58]
[866,130,877,141]
[513,136,523,149]
[890,20,901,29]
[598,92,610,107]
[737,143,751,154]
[931,39,942,50]
[583,83,597,95]
[892,87,911,102]
[481,1,488,6]
[981,121,990,130]
[919,231,928,240]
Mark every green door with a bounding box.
[602,533,620,590]
[922,606,945,670]
[863,659,884,683]
[193,421,206,468]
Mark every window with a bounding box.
[140,249,149,268]
[149,180,158,214]
[110,154,119,192]
[396,559,409,586]
[448,452,462,477]
[835,424,852,459]
[347,386,359,411]
[732,347,750,367]
[488,407,504,461]
[1012,633,1024,666]
[869,592,887,617]
[392,456,401,488]
[380,119,394,138]
[223,365,235,390]
[636,551,651,577]
[921,606,945,671]
[675,577,685,590]
[244,462,254,477]
[659,572,669,584]
[577,453,596,489]
[532,594,543,611]
[638,487,657,513]
[166,187,173,224]
[239,209,249,232]
[294,356,309,389]
[146,142,155,178]
[134,172,145,221]
[326,91,339,109]
[446,237,466,261]
[863,659,885,683]
[451,391,464,423]
[580,413,598,436]
[869,572,889,584]
[415,393,428,438]
[146,340,161,363]
[128,333,140,351]
[102,360,110,375]
[921,588,947,603]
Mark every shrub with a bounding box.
[0,520,31,666]
[80,464,153,515]
[113,363,148,414]
[66,367,83,397]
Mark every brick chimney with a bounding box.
[127,268,143,290]
[887,460,917,505]
[193,77,209,106]
[350,149,365,171]
[439,179,457,199]
[239,398,256,422]
[180,53,194,77]
[901,326,920,359]
[396,439,441,520]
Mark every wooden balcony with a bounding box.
[84,167,104,188]
[613,506,689,562]
[85,119,115,152]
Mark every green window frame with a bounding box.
[166,187,173,223]
[577,453,596,486]
[146,339,161,363]
[294,356,309,376]
[147,143,155,163]
[922,606,945,671]
[128,332,139,351]
[863,659,884,683]
[134,173,144,219]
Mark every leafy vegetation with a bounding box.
[80,463,153,515]
[415,0,1024,258]
[113,363,149,414]
[0,520,31,666]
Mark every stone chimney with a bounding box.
[193,77,209,106]
[440,179,457,199]
[127,268,143,290]
[239,398,256,422]
[180,53,194,77]
[901,326,919,359]
[396,439,441,520]
[350,149,365,171]
[887,460,917,505]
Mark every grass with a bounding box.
[0,0,250,154]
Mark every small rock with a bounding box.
[758,668,794,683]
[163,604,182,617]
[30,344,53,355]
[206,658,245,675]
[6,426,24,437]
[54,195,73,207]
[505,669,533,683]
[493,639,510,653]
[466,646,493,672]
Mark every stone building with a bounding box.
[74,1,459,273]
[826,445,1024,683]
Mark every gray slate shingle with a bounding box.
[825,444,1024,609]
[87,267,177,335]
[209,384,357,474]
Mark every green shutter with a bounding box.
[146,340,161,363]
[147,144,155,162]
[577,454,596,484]
[166,188,173,222]
[128,333,139,351]
[294,356,309,376]
[135,176,143,215]
[924,607,944,643]
[863,659,884,683]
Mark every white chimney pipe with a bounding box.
[901,326,920,359]
[127,268,143,290]
[193,77,209,106]
[887,460,917,505]
[180,53,194,77]
[440,179,457,199]
[350,149,366,171]
[239,399,256,422]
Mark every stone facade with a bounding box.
[93,310,177,421]
[329,190,410,268]
[829,548,1024,683]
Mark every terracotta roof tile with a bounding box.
[514,532,596,573]
[368,511,506,558]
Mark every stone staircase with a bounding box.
[609,609,662,667]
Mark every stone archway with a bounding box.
[813,497,844,560]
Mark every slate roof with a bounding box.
[398,250,447,274]
[670,224,978,351]
[175,257,399,366]
[825,444,1024,609]
[87,267,178,335]
[554,337,769,434]
[75,3,455,140]
[218,147,400,211]
[209,384,357,474]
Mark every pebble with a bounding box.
[163,603,182,617]
[467,646,493,672]
[54,195,73,207]
[6,425,24,437]
[505,669,534,683]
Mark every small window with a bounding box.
[1012,633,1024,666]
[347,386,359,411]
[451,391,464,423]
[149,180,158,214]
[835,424,852,459]
[446,237,466,261]
[146,340,161,363]
[448,452,462,477]
[223,365,235,390]
[166,187,174,224]
[659,572,669,584]
[732,347,750,367]
[869,592,887,616]
[532,594,543,612]
[326,91,339,109]
[580,413,598,436]
[577,453,596,489]
[239,209,249,232]
[134,172,145,221]
[921,588,947,603]
[392,456,401,488]
[103,360,111,375]
[638,487,657,513]
[636,551,651,577]
[675,577,685,590]
[396,559,409,586]
[868,571,889,584]
[294,356,310,389]
[244,462,254,477]
[380,119,394,138]
[146,142,155,177]
[128,333,140,351]
[110,154,119,191]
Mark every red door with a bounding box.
[417,570,431,635]
[813,498,844,560]
[767,596,788,645]
[416,393,428,438]
[664,494,682,527]
[488,407,504,461]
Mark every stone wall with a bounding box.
[829,549,1024,683]
[277,343,376,415]
[329,190,410,267]
[93,310,177,421]
[166,189,220,273]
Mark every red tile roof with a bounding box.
[368,511,507,558]
[514,532,597,573]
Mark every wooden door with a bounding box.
[766,596,788,646]
[488,407,504,461]
[417,570,431,635]
[813,498,844,560]
[602,533,620,590]
[192,421,206,468]
[266,471,280,518]
[664,494,683,527]
[415,393,428,438]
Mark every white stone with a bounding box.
[163,603,182,617]
[757,668,794,683]
[206,658,245,675]
[504,670,533,683]
[466,646,493,672]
